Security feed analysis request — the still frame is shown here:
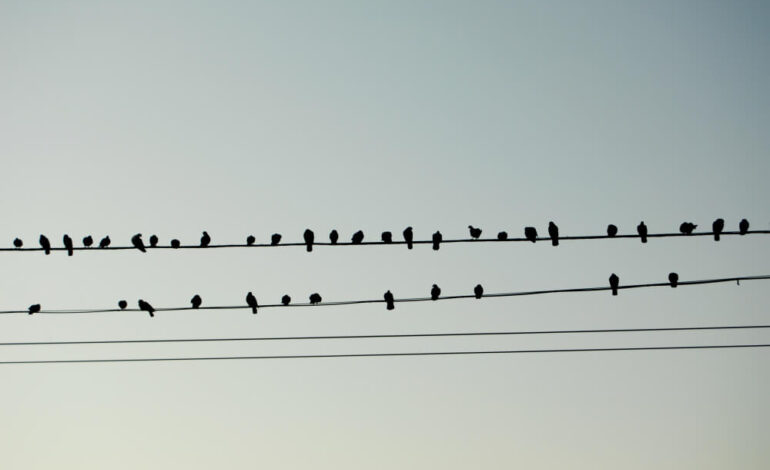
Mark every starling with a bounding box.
[246,292,258,314]
[191,295,202,309]
[13,238,22,249]
[468,226,482,239]
[497,231,508,241]
[712,218,724,241]
[309,293,322,305]
[384,290,395,310]
[739,219,749,235]
[131,234,147,253]
[381,231,393,243]
[63,234,74,256]
[303,229,314,252]
[246,235,256,246]
[679,222,697,235]
[39,235,51,255]
[82,235,93,248]
[170,239,181,249]
[271,234,282,246]
[668,272,679,288]
[351,231,364,244]
[149,235,159,247]
[281,295,291,306]
[138,299,155,317]
[430,284,441,300]
[403,226,414,249]
[28,304,41,315]
[200,231,211,247]
[524,227,537,243]
[329,230,339,244]
[607,224,618,237]
[474,284,483,299]
[118,300,128,310]
[548,222,559,246]
[609,274,619,296]
[99,236,111,248]
[637,222,648,243]
[432,231,442,250]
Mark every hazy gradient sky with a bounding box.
[1,1,770,468]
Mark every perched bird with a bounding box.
[430,284,441,301]
[82,235,93,248]
[679,222,697,235]
[309,293,322,304]
[351,231,364,244]
[712,218,725,241]
[303,229,314,252]
[607,224,618,237]
[281,295,291,306]
[13,238,22,249]
[191,294,202,309]
[524,226,537,243]
[138,299,155,317]
[99,236,111,248]
[118,300,128,310]
[403,227,414,249]
[149,235,159,247]
[271,233,282,246]
[432,231,442,250]
[637,221,648,243]
[131,233,147,253]
[548,222,559,246]
[63,234,74,256]
[246,235,256,246]
[246,292,258,314]
[474,284,484,299]
[381,231,393,243]
[609,273,619,296]
[739,218,750,235]
[468,226,482,239]
[668,272,679,288]
[28,304,41,315]
[329,230,339,244]
[200,231,211,247]
[384,290,395,310]
[497,231,508,241]
[39,234,51,255]
[170,239,181,249]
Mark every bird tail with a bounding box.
[252,306,257,314]
[387,302,394,310]
[551,239,558,247]
[306,245,312,252]
[612,288,618,296]
[407,241,413,249]
[714,233,720,242]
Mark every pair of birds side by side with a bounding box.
[608,272,682,295]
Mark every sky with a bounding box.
[1,1,769,468]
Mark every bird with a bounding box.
[309,293,322,304]
[39,235,51,255]
[430,284,441,300]
[351,231,364,244]
[149,235,159,247]
[191,295,202,309]
[131,234,147,252]
[609,273,619,296]
[637,221,648,243]
[82,235,93,248]
[679,222,697,235]
[138,299,155,317]
[118,300,128,310]
[200,231,211,247]
[668,272,679,288]
[170,239,181,249]
[548,222,559,246]
[99,236,111,248]
[281,295,291,306]
[403,227,414,249]
[712,218,724,241]
[384,290,395,310]
[497,231,508,241]
[63,234,74,256]
[524,226,537,243]
[13,238,22,249]
[607,224,618,237]
[474,284,484,299]
[381,231,393,243]
[28,304,41,315]
[246,235,256,246]
[468,226,482,239]
[329,230,339,244]
[246,292,258,314]
[271,233,282,246]
[739,218,750,235]
[432,231,442,250]
[303,229,314,252]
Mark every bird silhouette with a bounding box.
[99,236,111,248]
[637,221,648,243]
[118,300,128,310]
[303,229,314,252]
[607,224,618,237]
[131,234,147,253]
[191,295,202,309]
[63,234,74,256]
[739,218,749,235]
[381,231,393,243]
[468,226,482,239]
[82,235,93,248]
[28,304,41,315]
[403,227,414,249]
[309,293,322,304]
[668,272,679,288]
[170,239,181,249]
[679,222,697,235]
[13,238,22,248]
[384,290,395,310]
[548,222,559,246]
[524,227,537,243]
[431,284,441,300]
[246,235,256,246]
[497,231,508,241]
[281,295,291,306]
[149,235,159,247]
[352,231,364,244]
[432,231,442,250]
[712,218,724,241]
[39,235,51,255]
[138,299,155,317]
[271,234,282,245]
[329,230,339,244]
[474,284,484,299]
[609,273,619,296]
[200,231,211,247]
[246,292,258,314]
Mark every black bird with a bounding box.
[668,272,679,288]
[430,284,441,300]
[607,224,618,237]
[28,304,41,315]
[309,293,322,305]
[524,226,537,243]
[609,273,619,296]
[246,292,258,314]
[82,235,93,248]
[191,295,202,309]
[351,231,364,244]
[281,295,291,306]
[149,235,159,247]
[403,227,414,249]
[99,236,111,248]
[39,234,51,255]
[474,284,484,299]
[468,226,482,239]
[271,233,282,246]
[548,222,559,246]
[246,235,256,246]
[637,221,648,243]
[712,218,724,241]
[679,222,697,235]
[13,238,22,248]
[739,218,749,235]
[303,229,314,252]
[329,230,339,244]
[63,234,74,256]
[384,290,395,310]
[118,300,128,310]
[138,299,155,317]
[200,231,211,247]
[381,231,393,243]
[131,233,147,253]
[170,239,181,249]
[497,231,508,241]
[432,231,442,250]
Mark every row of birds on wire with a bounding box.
[5,218,755,255]
[20,271,686,316]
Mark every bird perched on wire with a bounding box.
[712,218,724,241]
[637,221,648,243]
[63,234,74,256]
[131,234,147,253]
[607,224,618,237]
[609,274,619,296]
[739,218,749,235]
[118,300,128,310]
[381,231,393,243]
[303,229,314,252]
[548,222,559,246]
[138,299,155,317]
[246,292,258,314]
[351,231,364,244]
[497,231,508,241]
[474,284,484,299]
[99,236,111,248]
[432,231,442,250]
[149,235,159,247]
[431,284,441,300]
[200,231,211,247]
[191,295,202,309]
[403,227,414,249]
[28,304,41,315]
[171,239,181,248]
[668,272,679,288]
[384,290,395,310]
[524,226,537,243]
[468,226,482,239]
[246,235,256,246]
[39,235,51,255]
[679,222,697,235]
[13,238,22,248]
[271,234,282,246]
[281,295,291,306]
[309,293,322,304]
[82,235,93,248]
[329,230,339,244]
